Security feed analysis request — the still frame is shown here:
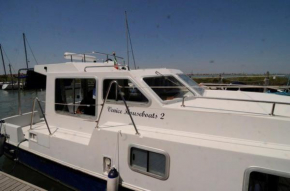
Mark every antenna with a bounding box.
[125,11,137,69]
[0,44,8,81]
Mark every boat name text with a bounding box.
[107,107,165,120]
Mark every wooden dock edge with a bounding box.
[0,171,46,191]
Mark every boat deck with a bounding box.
[0,171,46,191]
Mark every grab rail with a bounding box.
[67,51,124,63]
[30,97,52,135]
[181,96,290,116]
[69,51,124,59]
[96,80,140,135]
[201,84,290,90]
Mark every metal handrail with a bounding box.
[181,96,290,116]
[67,51,124,63]
[30,97,52,135]
[95,81,140,135]
[201,85,290,89]
[68,51,124,59]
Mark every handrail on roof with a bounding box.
[65,51,124,62]
[181,96,290,116]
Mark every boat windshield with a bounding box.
[177,74,204,95]
[143,75,194,101]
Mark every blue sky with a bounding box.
[0,0,290,74]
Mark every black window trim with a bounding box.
[243,167,290,191]
[128,144,170,180]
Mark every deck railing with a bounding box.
[182,96,290,116]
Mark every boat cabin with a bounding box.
[2,52,290,191]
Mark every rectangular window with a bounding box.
[55,78,96,116]
[143,76,194,101]
[103,79,148,104]
[247,171,290,191]
[129,146,169,180]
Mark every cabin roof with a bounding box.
[34,62,182,76]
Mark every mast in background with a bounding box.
[0,44,8,81]
[125,11,130,69]
[125,11,137,69]
[8,64,14,90]
[23,33,29,69]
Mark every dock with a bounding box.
[0,171,46,191]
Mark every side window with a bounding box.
[143,76,193,101]
[103,79,148,104]
[247,171,290,191]
[129,146,169,180]
[55,78,96,116]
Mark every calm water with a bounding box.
[0,89,73,191]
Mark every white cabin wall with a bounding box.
[99,104,290,145]
[118,130,290,191]
[28,127,121,180]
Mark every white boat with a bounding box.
[1,52,290,191]
[1,82,22,90]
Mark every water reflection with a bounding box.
[0,90,46,119]
[0,90,73,190]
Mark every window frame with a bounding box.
[102,77,151,107]
[243,167,290,191]
[128,144,170,180]
[142,74,197,105]
[175,73,204,96]
[54,76,98,119]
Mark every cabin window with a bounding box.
[177,74,204,95]
[143,76,194,101]
[129,146,169,180]
[55,78,96,116]
[246,171,290,191]
[103,79,148,104]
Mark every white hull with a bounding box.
[2,83,22,90]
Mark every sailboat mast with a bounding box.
[0,44,8,81]
[125,11,130,68]
[23,33,29,69]
[125,11,137,69]
[8,64,14,89]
